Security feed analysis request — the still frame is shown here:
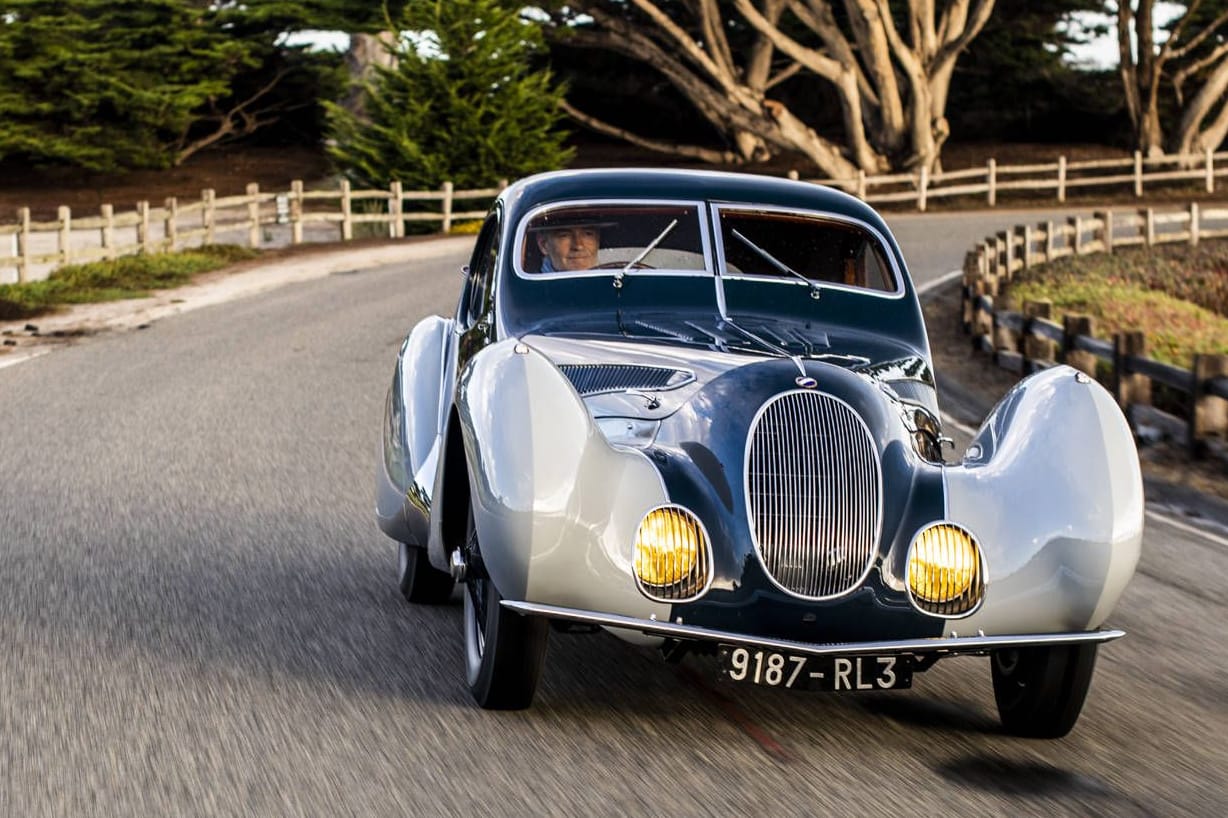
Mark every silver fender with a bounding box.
[376,315,453,546]
[454,339,672,626]
[944,365,1143,635]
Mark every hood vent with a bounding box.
[559,364,691,396]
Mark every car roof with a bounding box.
[501,168,890,235]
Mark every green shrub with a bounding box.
[0,245,257,320]
[1007,242,1228,367]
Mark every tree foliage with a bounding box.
[1115,0,1228,156]
[0,0,331,170]
[538,0,997,176]
[325,0,573,190]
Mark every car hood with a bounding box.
[522,312,936,420]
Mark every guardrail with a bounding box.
[960,203,1228,458]
[800,148,1228,211]
[0,179,505,284]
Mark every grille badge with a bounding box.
[795,376,818,389]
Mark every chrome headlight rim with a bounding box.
[632,503,715,604]
[905,520,987,619]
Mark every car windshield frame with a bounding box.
[711,204,906,300]
[512,199,715,281]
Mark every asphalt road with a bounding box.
[1,209,1225,816]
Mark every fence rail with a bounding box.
[802,148,1228,211]
[0,179,506,284]
[7,147,1228,282]
[960,203,1228,459]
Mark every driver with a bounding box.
[531,216,604,272]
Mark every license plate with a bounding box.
[718,645,912,691]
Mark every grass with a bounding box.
[0,245,258,321]
[1005,242,1228,367]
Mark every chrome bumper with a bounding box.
[501,600,1124,658]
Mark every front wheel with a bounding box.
[397,541,455,604]
[462,508,548,710]
[991,643,1098,738]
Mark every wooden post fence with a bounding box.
[101,204,115,260]
[441,181,454,234]
[247,183,261,248]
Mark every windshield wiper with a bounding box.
[614,219,678,288]
[731,229,821,300]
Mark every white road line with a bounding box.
[0,348,49,370]
[916,268,963,296]
[1145,509,1228,548]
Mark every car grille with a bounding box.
[559,364,687,396]
[746,391,882,599]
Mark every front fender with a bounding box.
[376,315,452,546]
[456,339,672,623]
[944,365,1143,634]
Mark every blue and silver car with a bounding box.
[376,169,1142,738]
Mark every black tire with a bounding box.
[991,643,1099,738]
[397,541,455,604]
[462,507,548,710]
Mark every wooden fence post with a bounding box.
[16,207,30,283]
[100,204,115,260]
[137,201,152,254]
[857,169,867,200]
[441,181,454,234]
[340,179,353,241]
[1022,300,1057,369]
[1144,207,1156,246]
[917,166,929,212]
[290,180,304,245]
[202,189,216,245]
[389,180,404,239]
[1043,220,1054,262]
[1069,216,1083,255]
[1021,224,1032,269]
[1206,147,1215,193]
[1190,202,1200,246]
[1098,210,1114,254]
[1000,229,1013,281]
[1057,156,1067,203]
[58,206,72,265]
[1062,314,1097,378]
[961,250,980,332]
[1133,151,1143,197]
[164,197,178,252]
[987,159,997,207]
[1190,354,1228,455]
[247,182,261,248]
[1113,331,1151,411]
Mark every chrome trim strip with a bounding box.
[501,601,1125,655]
[710,203,907,299]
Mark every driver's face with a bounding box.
[538,226,599,271]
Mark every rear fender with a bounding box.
[943,366,1143,634]
[453,339,672,623]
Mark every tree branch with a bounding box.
[561,99,741,164]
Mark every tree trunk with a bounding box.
[343,32,398,118]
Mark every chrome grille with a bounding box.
[559,364,685,396]
[746,391,881,599]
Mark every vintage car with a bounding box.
[376,168,1143,737]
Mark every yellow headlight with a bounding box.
[907,523,983,615]
[634,506,709,597]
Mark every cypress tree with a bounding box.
[325,0,573,190]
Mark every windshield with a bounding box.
[519,202,707,276]
[716,208,898,293]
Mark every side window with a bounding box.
[460,212,500,327]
